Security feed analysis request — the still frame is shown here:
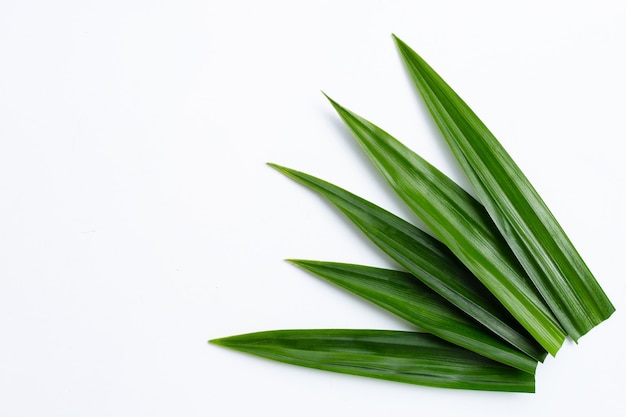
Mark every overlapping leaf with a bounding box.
[324,97,565,355]
[211,36,615,393]
[393,36,615,341]
[210,329,535,393]
[270,163,546,361]
[289,260,541,372]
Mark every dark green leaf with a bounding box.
[289,260,542,372]
[210,329,535,393]
[393,35,615,341]
[324,96,565,356]
[269,164,546,360]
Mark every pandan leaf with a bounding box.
[324,97,565,356]
[269,164,546,361]
[289,260,542,372]
[210,329,535,393]
[393,35,615,341]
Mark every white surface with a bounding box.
[1,1,625,416]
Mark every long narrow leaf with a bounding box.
[289,260,541,372]
[269,163,546,360]
[210,329,535,393]
[324,97,565,355]
[394,35,615,341]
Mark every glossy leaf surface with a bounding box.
[210,329,535,392]
[394,36,615,341]
[270,164,546,360]
[325,97,565,355]
[290,260,542,372]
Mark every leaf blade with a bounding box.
[393,35,615,340]
[323,98,565,355]
[289,259,542,371]
[210,329,535,393]
[269,163,546,360]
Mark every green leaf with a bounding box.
[323,98,565,356]
[289,260,541,372]
[393,35,615,341]
[269,163,546,361]
[210,329,535,393]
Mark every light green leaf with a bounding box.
[289,260,542,372]
[323,98,565,356]
[210,329,535,393]
[393,35,615,341]
[269,163,546,360]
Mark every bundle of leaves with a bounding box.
[210,36,615,393]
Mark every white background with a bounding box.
[1,1,625,416]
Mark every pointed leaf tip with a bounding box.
[322,93,343,113]
[209,338,224,346]
[285,259,311,270]
[210,335,250,350]
[392,34,409,51]
[267,162,289,176]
